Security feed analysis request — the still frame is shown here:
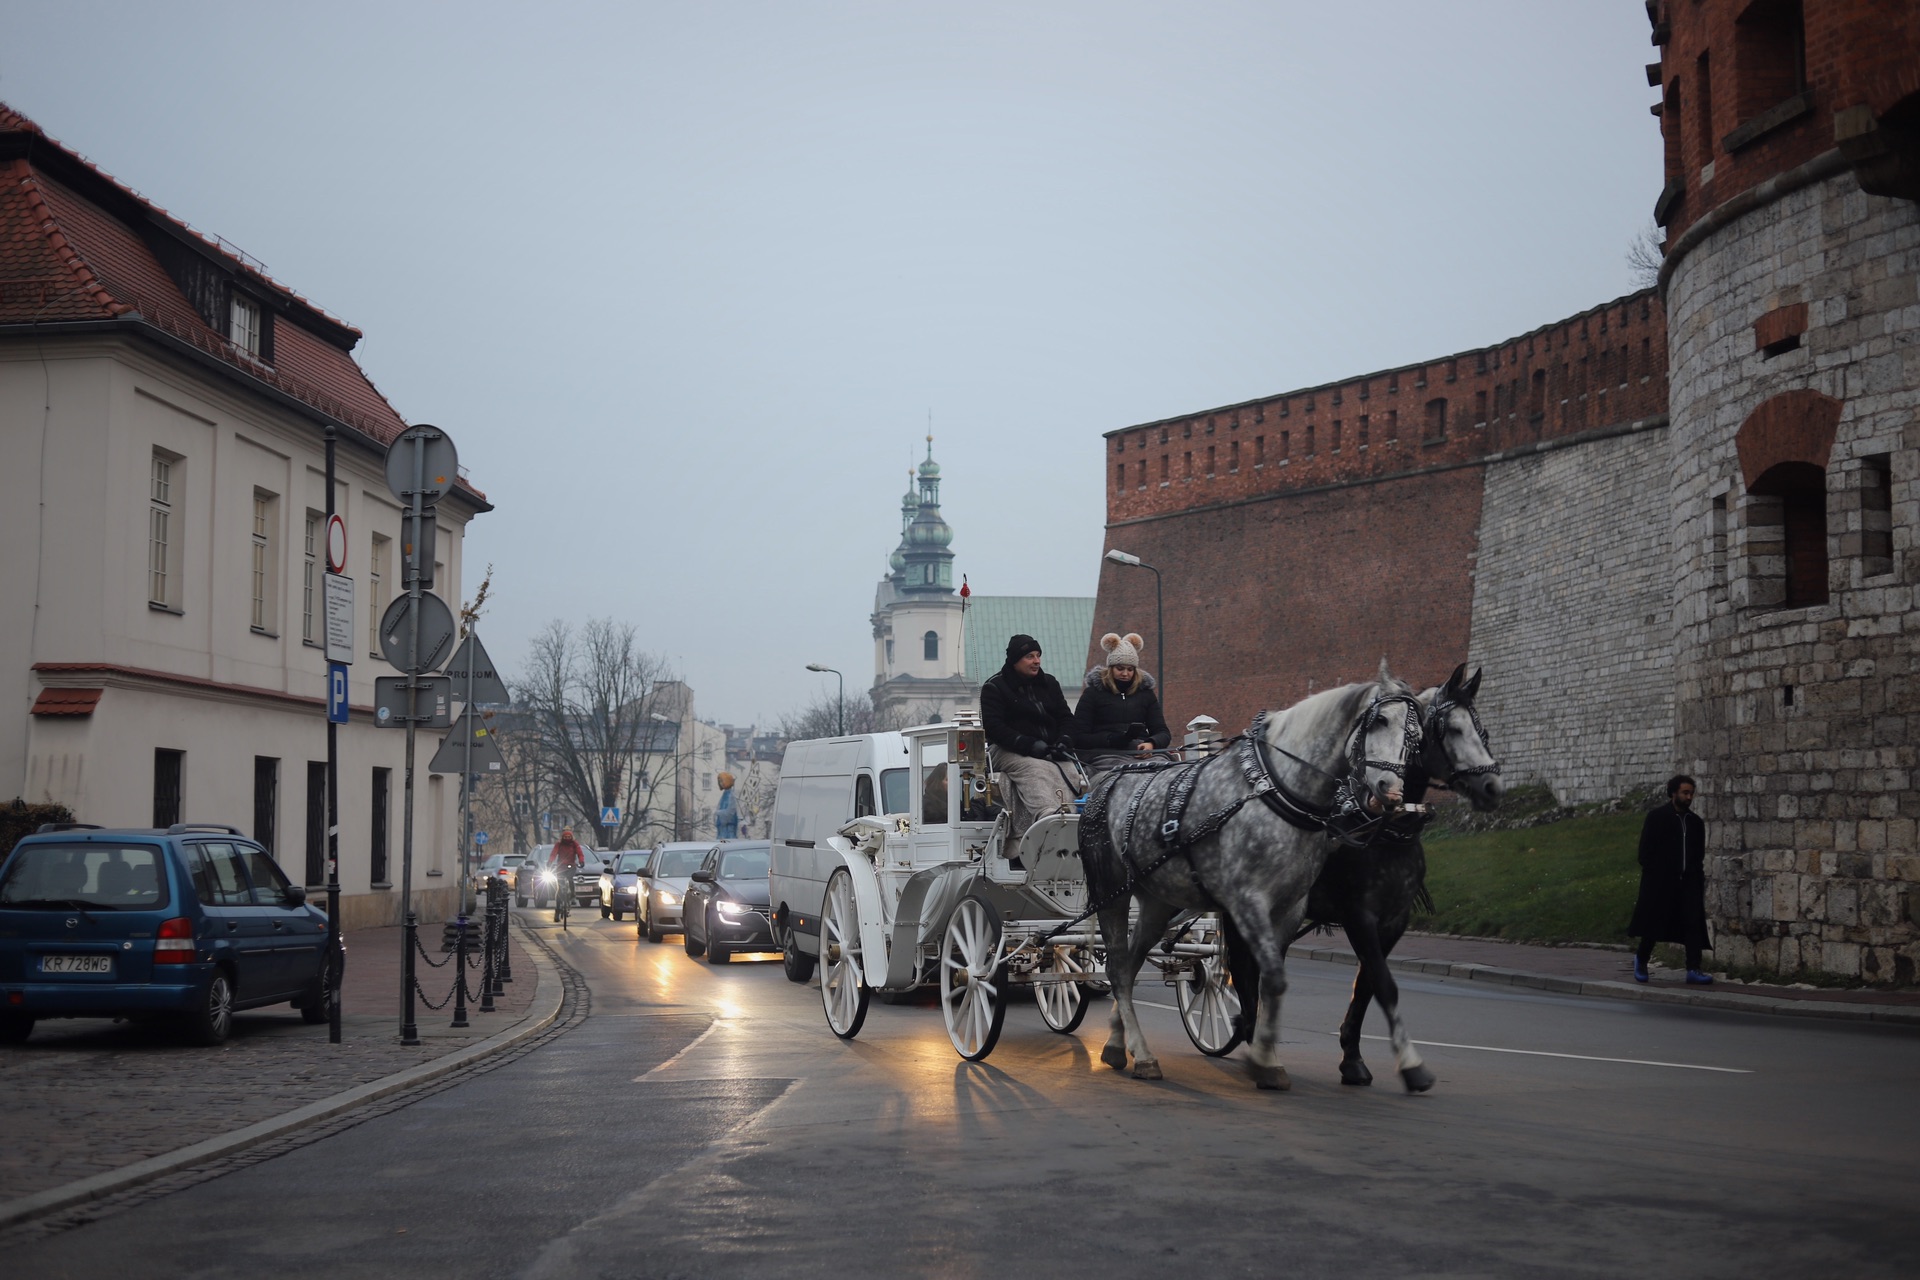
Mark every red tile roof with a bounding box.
[0,101,484,502]
[31,687,103,717]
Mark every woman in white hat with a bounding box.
[1072,632,1170,773]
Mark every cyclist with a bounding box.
[550,827,587,925]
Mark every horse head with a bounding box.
[1418,663,1504,812]
[1347,659,1422,810]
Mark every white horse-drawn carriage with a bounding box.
[774,714,1241,1062]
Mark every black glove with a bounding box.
[1021,736,1047,758]
[1051,740,1074,760]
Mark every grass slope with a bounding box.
[1413,809,1642,945]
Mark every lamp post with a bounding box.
[1104,549,1165,714]
[805,663,844,736]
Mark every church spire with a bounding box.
[900,434,954,594]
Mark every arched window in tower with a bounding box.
[923,631,939,662]
[1747,462,1828,608]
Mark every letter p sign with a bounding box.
[327,663,349,725]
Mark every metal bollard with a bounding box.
[497,877,514,986]
[401,911,420,1046]
[479,882,498,1014]
[450,915,470,1028]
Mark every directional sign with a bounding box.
[325,514,348,573]
[379,592,457,674]
[326,663,349,725]
[323,573,354,665]
[443,633,511,705]
[429,706,505,774]
[373,675,453,728]
[384,425,459,506]
[474,831,490,846]
[600,806,621,826]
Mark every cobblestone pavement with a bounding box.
[0,921,539,1204]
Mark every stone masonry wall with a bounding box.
[1467,424,1677,804]
[1666,170,1920,983]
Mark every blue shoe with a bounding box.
[1686,969,1713,985]
[1632,956,1648,983]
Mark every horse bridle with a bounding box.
[1421,692,1500,787]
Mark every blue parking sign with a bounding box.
[327,664,349,724]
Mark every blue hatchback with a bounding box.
[0,823,340,1045]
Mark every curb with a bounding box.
[0,919,566,1231]
[1295,945,1920,1028]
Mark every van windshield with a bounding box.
[0,843,170,910]
[880,768,910,814]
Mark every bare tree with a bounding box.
[514,618,685,851]
[1627,221,1665,289]
[777,688,917,742]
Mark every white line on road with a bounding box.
[1132,999,1750,1073]
[633,1020,722,1079]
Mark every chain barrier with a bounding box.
[403,877,517,1025]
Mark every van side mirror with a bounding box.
[690,869,715,883]
[283,884,308,907]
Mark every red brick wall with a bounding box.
[1653,0,1920,242]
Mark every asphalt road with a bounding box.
[15,908,1920,1279]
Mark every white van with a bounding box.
[767,731,916,977]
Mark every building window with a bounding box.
[1136,460,1146,490]
[1159,455,1169,484]
[1529,370,1547,422]
[230,293,263,359]
[1183,451,1193,479]
[1695,50,1716,170]
[1859,454,1894,578]
[1733,0,1805,121]
[1256,435,1267,466]
[1747,462,1828,608]
[1358,415,1369,448]
[254,756,279,855]
[923,630,939,662]
[1474,390,1488,424]
[1206,445,1215,477]
[369,534,390,657]
[1425,398,1448,442]
[1330,421,1342,453]
[149,450,181,610]
[1116,462,1126,490]
[371,767,392,885]
[302,511,320,643]
[153,748,184,828]
[250,491,278,633]
[305,760,327,887]
[1386,410,1398,441]
[1229,440,1240,473]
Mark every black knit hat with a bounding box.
[1006,634,1041,662]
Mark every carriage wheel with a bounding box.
[940,896,1008,1061]
[820,869,869,1040]
[1174,944,1245,1057]
[1035,944,1093,1034]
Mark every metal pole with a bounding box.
[398,430,424,1047]
[1149,563,1165,720]
[450,915,469,1028]
[460,629,476,915]
[835,669,844,736]
[324,428,342,1045]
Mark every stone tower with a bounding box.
[1652,0,1920,981]
[872,438,974,724]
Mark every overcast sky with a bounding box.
[5,2,1659,726]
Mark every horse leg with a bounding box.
[1114,897,1178,1079]
[1336,947,1376,1087]
[1347,912,1432,1093]
[1221,913,1261,1045]
[1236,900,1306,1091]
[1096,902,1133,1072]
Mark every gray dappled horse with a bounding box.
[1079,666,1422,1090]
[1286,663,1504,1090]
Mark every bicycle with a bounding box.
[552,868,571,929]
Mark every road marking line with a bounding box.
[634,1020,722,1079]
[1132,999,1749,1072]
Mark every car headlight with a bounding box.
[656,890,679,907]
[716,900,747,919]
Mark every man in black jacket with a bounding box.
[980,634,1086,842]
[1628,775,1713,984]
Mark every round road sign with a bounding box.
[378,592,458,674]
[384,425,459,506]
[325,514,348,573]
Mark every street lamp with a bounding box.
[1104,549,1165,714]
[805,663,844,736]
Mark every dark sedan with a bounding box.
[681,841,772,965]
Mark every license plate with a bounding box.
[41,954,113,975]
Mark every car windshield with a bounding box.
[880,768,910,814]
[617,853,647,872]
[718,848,770,880]
[654,849,707,877]
[0,843,170,910]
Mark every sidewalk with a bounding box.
[0,917,552,1214]
[1294,931,1920,1025]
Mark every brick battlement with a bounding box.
[1105,291,1668,525]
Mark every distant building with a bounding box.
[870,438,1093,723]
[0,103,488,929]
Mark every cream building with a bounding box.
[0,103,486,928]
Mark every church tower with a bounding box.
[871,437,974,724]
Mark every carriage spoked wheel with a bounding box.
[820,869,869,1039]
[940,896,1009,1061]
[1034,943,1095,1035]
[1174,944,1246,1057]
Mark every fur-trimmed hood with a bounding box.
[1083,665,1157,695]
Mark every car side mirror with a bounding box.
[690,869,714,883]
[283,884,308,907]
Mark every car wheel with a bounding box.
[184,970,234,1046]
[515,893,528,908]
[299,947,342,1026]
[646,912,663,944]
[684,923,705,958]
[0,1012,34,1044]
[612,906,624,922]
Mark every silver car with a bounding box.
[637,842,713,943]
[599,851,648,921]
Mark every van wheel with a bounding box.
[184,971,234,1046]
[0,1013,34,1044]
[782,937,816,984]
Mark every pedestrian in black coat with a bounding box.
[1072,631,1170,771]
[1628,775,1712,984]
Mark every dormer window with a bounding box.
[230,292,265,360]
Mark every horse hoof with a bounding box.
[1339,1060,1373,1087]
[1101,1044,1129,1072]
[1400,1064,1435,1093]
[1131,1058,1163,1080]
[1249,1063,1292,1091]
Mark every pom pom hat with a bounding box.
[1101,632,1144,668]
